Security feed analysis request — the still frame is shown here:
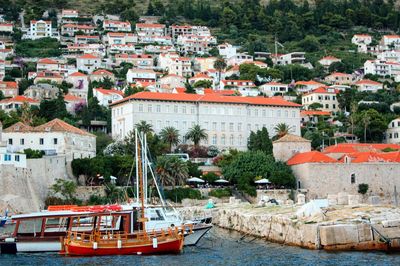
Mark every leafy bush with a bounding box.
[15,38,62,58]
[24,148,45,159]
[209,188,232,198]
[202,172,219,183]
[44,196,66,207]
[164,187,202,203]
[358,183,369,195]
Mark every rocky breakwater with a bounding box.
[180,200,400,251]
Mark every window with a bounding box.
[212,122,217,130]
[238,135,242,145]
[4,154,11,161]
[212,134,217,145]
[8,139,12,145]
[292,111,296,118]
[247,109,251,116]
[238,123,242,131]
[40,138,44,145]
[247,124,251,131]
[139,104,143,112]
[156,105,161,112]
[15,155,20,162]
[53,138,58,145]
[182,106,186,114]
[230,135,234,145]
[262,110,266,117]
[277,110,281,117]
[174,105,178,113]
[221,134,226,145]
[229,123,234,131]
[20,138,24,145]
[148,104,152,112]
[166,105,170,113]
[325,104,329,108]
[191,107,195,114]
[351,173,356,184]
[221,122,225,131]
[254,109,258,116]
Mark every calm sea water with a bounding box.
[1,227,400,266]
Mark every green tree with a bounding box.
[269,161,296,188]
[214,57,227,85]
[193,80,212,88]
[50,179,77,204]
[156,155,189,186]
[94,132,112,155]
[160,126,180,152]
[185,124,207,147]
[355,109,387,142]
[135,120,154,134]
[247,127,273,156]
[308,102,323,110]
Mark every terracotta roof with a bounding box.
[0,95,39,104]
[115,54,152,59]
[306,86,338,94]
[287,151,337,165]
[295,80,324,86]
[273,134,310,143]
[3,122,33,133]
[69,72,87,77]
[190,73,212,80]
[111,91,301,107]
[354,34,371,37]
[78,53,99,59]
[323,143,400,154]
[37,58,58,64]
[301,110,331,116]
[339,151,400,163]
[355,79,382,85]
[94,88,124,97]
[92,69,114,76]
[384,35,400,39]
[327,72,351,77]
[36,71,63,79]
[64,94,84,101]
[34,119,94,136]
[0,81,18,88]
[136,23,165,28]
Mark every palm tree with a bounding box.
[156,156,189,187]
[213,57,227,88]
[135,120,153,134]
[185,124,208,146]
[362,113,371,143]
[160,126,180,152]
[274,123,293,139]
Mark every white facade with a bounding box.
[27,20,59,40]
[218,43,237,59]
[302,87,339,113]
[77,54,101,74]
[0,122,26,168]
[259,82,289,97]
[274,52,306,65]
[93,88,124,107]
[386,118,400,144]
[110,92,301,151]
[227,53,253,66]
[103,20,131,32]
[126,68,157,83]
[3,120,96,165]
[355,79,383,92]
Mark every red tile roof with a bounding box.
[69,72,87,77]
[301,110,331,116]
[92,69,114,76]
[339,151,400,163]
[0,81,17,88]
[78,53,99,59]
[295,80,324,86]
[323,143,400,154]
[34,118,94,136]
[287,151,337,165]
[355,79,382,85]
[0,95,39,104]
[38,58,58,64]
[64,94,84,101]
[111,91,301,107]
[94,88,124,97]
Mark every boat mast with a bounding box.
[136,130,147,231]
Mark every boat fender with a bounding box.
[93,242,98,250]
[152,238,158,248]
[117,240,122,249]
[137,252,142,255]
[5,238,15,243]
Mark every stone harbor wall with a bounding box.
[179,199,400,251]
[0,156,69,213]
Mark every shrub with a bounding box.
[44,196,66,207]
[24,148,45,159]
[358,183,369,195]
[209,188,232,198]
[164,187,202,203]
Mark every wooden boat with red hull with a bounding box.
[61,229,184,256]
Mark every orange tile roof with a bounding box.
[307,86,338,94]
[339,151,400,163]
[136,23,165,28]
[34,118,94,136]
[64,94,84,101]
[36,71,63,79]
[384,35,400,39]
[323,143,400,154]
[92,69,114,76]
[287,151,337,166]
[355,79,382,85]
[190,73,212,80]
[327,72,351,77]
[295,80,324,86]
[3,122,33,132]
[301,110,331,116]
[78,53,99,59]
[69,72,87,77]
[0,81,17,88]
[94,88,124,97]
[0,95,39,104]
[111,91,301,107]
[38,58,58,64]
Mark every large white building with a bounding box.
[386,118,400,144]
[110,91,301,151]
[3,119,96,166]
[26,20,59,40]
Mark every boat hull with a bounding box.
[63,238,183,256]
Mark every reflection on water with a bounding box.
[1,227,400,266]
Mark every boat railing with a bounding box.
[64,224,193,245]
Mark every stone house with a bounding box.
[273,134,311,162]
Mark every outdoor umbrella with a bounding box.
[215,178,229,183]
[187,177,205,183]
[254,178,271,184]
